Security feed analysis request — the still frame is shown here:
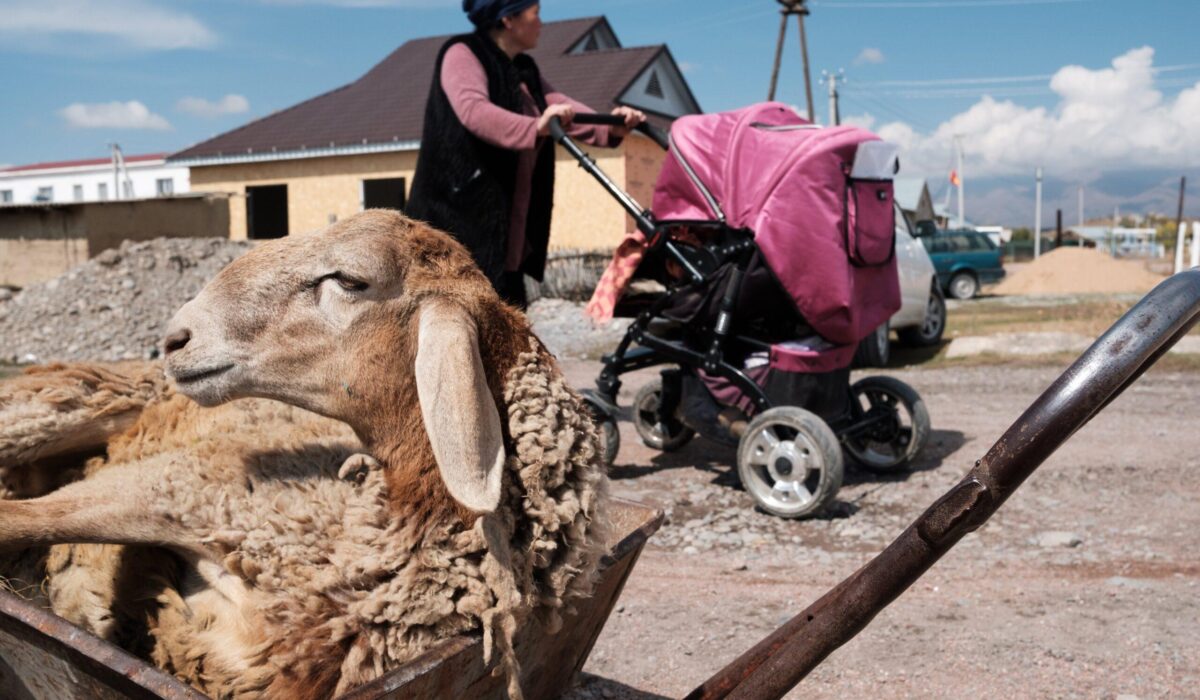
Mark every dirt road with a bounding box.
[560,361,1200,700]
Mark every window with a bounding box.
[0,190,11,204]
[73,184,84,201]
[36,186,53,202]
[156,178,174,196]
[645,70,664,99]
[361,177,406,212]
[97,183,108,200]
[122,181,133,199]
[246,184,289,239]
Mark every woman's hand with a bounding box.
[537,103,576,136]
[610,106,647,137]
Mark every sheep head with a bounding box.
[163,209,510,513]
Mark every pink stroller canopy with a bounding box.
[652,102,901,346]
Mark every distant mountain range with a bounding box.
[933,168,1200,228]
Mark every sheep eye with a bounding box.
[313,272,368,292]
[333,274,368,292]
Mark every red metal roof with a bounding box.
[1,153,167,174]
[170,17,688,163]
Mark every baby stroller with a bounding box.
[553,103,930,519]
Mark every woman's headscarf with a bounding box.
[462,0,539,28]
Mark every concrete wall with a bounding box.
[622,134,667,237]
[187,141,667,250]
[188,152,419,240]
[0,194,230,288]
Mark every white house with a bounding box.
[0,153,189,206]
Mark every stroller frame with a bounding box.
[551,116,895,453]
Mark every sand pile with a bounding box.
[993,247,1166,296]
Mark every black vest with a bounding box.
[406,32,556,285]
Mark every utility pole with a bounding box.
[767,0,815,122]
[954,134,965,229]
[1176,175,1188,250]
[109,143,132,200]
[1055,208,1063,249]
[823,69,844,126]
[1034,167,1043,259]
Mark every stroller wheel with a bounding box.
[842,376,931,473]
[633,378,695,451]
[736,407,843,519]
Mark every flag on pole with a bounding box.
[949,169,961,187]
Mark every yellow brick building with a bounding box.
[172,17,701,250]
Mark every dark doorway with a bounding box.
[362,177,406,212]
[246,184,288,239]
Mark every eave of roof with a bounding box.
[1,153,167,174]
[170,16,689,167]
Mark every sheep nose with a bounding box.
[164,328,192,355]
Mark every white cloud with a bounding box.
[842,113,877,129]
[854,48,885,65]
[875,47,1200,180]
[0,0,216,50]
[678,61,699,75]
[176,94,251,119]
[59,101,172,130]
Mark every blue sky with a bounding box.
[2,0,1198,224]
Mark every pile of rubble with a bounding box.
[0,237,629,365]
[0,238,253,364]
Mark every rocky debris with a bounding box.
[0,238,253,364]
[0,236,627,365]
[527,298,632,360]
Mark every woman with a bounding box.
[406,0,646,309]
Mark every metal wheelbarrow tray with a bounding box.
[3,270,1200,699]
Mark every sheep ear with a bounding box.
[414,301,504,514]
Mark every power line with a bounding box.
[846,74,1200,99]
[813,0,1095,8]
[855,62,1200,88]
[839,93,937,132]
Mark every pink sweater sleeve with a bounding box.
[441,43,539,150]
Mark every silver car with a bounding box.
[854,205,946,367]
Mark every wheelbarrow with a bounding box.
[1,270,1198,698]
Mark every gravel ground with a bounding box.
[557,361,1200,700]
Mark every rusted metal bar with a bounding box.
[687,269,1200,700]
[0,588,206,699]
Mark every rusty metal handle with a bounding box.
[687,269,1200,700]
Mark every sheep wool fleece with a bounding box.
[0,348,609,700]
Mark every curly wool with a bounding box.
[0,340,609,699]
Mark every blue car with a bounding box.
[919,228,1006,300]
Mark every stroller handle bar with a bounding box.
[548,116,656,238]
[687,268,1200,699]
[549,115,716,283]
[569,112,672,150]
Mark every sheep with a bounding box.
[0,209,610,699]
